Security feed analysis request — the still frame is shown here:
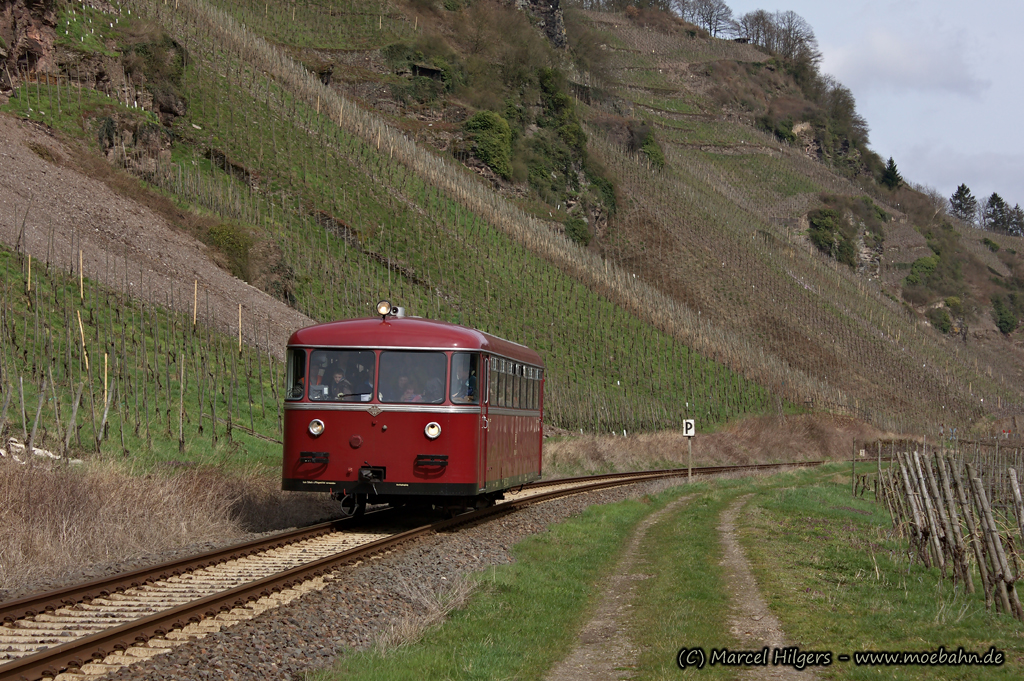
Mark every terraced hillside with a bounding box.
[0,0,1021,458]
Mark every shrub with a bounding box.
[926,307,951,334]
[207,222,253,281]
[992,296,1018,334]
[904,255,939,286]
[640,130,666,169]
[945,296,963,316]
[465,111,513,179]
[808,208,854,265]
[983,237,1000,252]
[564,216,591,246]
[756,114,796,144]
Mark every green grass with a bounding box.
[628,484,738,680]
[1,75,156,137]
[741,468,1024,679]
[309,466,1022,680]
[702,152,824,199]
[312,485,690,681]
[655,120,771,148]
[205,0,412,49]
[624,91,703,115]
[55,3,120,57]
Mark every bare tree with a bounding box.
[773,10,820,63]
[681,0,733,37]
[734,9,776,46]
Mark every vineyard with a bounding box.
[1,0,1022,465]
[0,247,283,466]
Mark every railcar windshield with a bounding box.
[285,348,307,400]
[449,353,480,404]
[306,349,376,402]
[378,351,447,404]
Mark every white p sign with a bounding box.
[682,419,696,437]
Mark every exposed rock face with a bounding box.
[517,0,567,49]
[1,0,58,74]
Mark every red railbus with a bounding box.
[282,302,544,513]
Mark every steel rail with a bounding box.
[0,461,814,625]
[0,460,824,681]
[0,512,396,625]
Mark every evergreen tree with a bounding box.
[880,157,903,189]
[1009,204,1024,237]
[949,184,978,222]
[982,192,1010,232]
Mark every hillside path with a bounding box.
[542,495,691,681]
[719,495,816,680]
[0,115,313,359]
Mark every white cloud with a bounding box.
[824,29,990,97]
[899,144,1024,202]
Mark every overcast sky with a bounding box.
[724,0,1023,207]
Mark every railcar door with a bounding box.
[478,356,489,493]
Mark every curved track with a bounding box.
[0,461,821,680]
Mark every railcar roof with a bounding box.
[288,317,543,365]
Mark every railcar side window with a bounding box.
[489,359,498,405]
[450,353,480,404]
[504,361,513,407]
[307,350,376,402]
[518,365,526,409]
[527,367,535,410]
[286,349,307,400]
[495,360,504,407]
[379,351,447,404]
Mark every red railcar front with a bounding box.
[282,309,543,511]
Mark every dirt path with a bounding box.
[543,496,690,681]
[719,496,815,680]
[0,115,314,359]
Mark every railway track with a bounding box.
[0,461,821,681]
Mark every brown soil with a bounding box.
[719,496,814,680]
[0,114,313,359]
[543,495,691,681]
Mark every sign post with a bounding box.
[683,419,695,481]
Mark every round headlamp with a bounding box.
[308,419,325,436]
[424,422,442,440]
[376,300,393,317]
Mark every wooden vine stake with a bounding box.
[1010,469,1024,551]
[949,455,992,607]
[966,463,1021,620]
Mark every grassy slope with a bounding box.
[2,0,777,456]
[4,0,1021,455]
[191,0,1020,432]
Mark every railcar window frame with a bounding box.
[306,348,377,402]
[285,348,307,401]
[378,350,448,404]
[449,352,480,404]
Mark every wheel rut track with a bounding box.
[0,461,822,681]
